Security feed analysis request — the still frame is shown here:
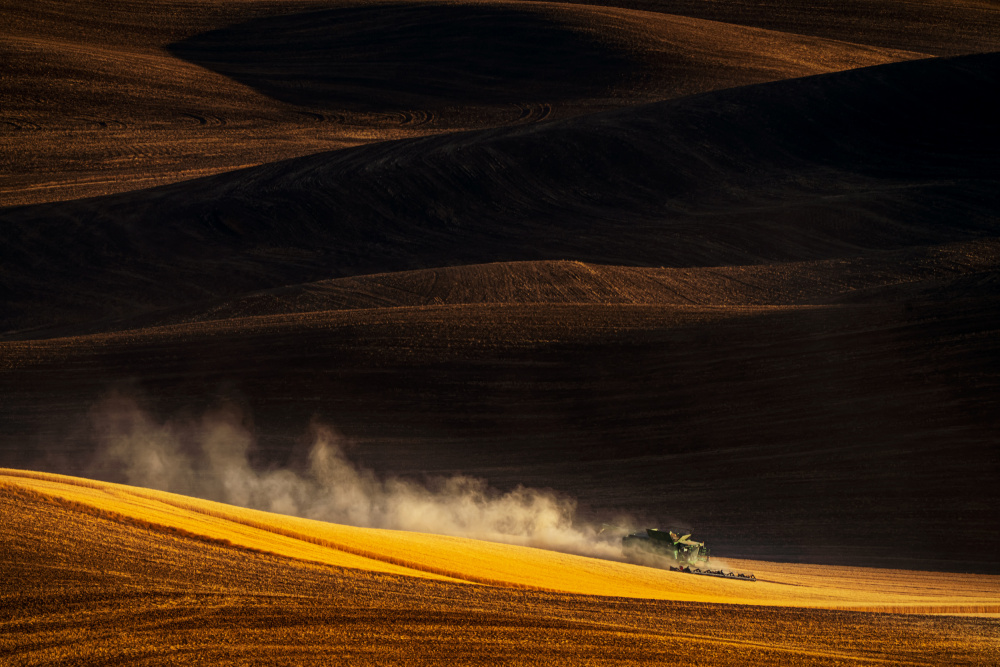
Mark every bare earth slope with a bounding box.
[2,2,1000,654]
[0,0,917,206]
[115,239,1000,326]
[3,51,997,335]
[2,472,998,664]
[524,0,1000,56]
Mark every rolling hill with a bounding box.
[3,51,997,336]
[0,0,918,207]
[2,471,997,663]
[3,250,998,570]
[2,3,999,661]
[527,0,1000,55]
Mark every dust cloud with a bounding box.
[89,395,628,559]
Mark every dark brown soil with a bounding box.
[3,52,998,336]
[1,0,912,207]
[523,0,1000,56]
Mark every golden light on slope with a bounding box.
[4,469,1000,664]
[4,469,998,614]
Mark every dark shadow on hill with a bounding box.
[166,4,638,111]
[2,52,1000,336]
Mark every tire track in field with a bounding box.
[177,112,227,127]
[397,109,435,126]
[297,110,348,125]
[515,102,552,123]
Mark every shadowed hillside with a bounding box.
[3,52,998,336]
[4,289,999,570]
[165,2,919,114]
[1,0,916,206]
[166,4,639,111]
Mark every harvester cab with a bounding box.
[622,528,710,566]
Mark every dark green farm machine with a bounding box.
[621,528,755,581]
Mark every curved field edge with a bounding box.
[3,469,999,613]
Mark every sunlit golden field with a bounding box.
[2,470,998,665]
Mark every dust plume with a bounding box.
[89,395,627,559]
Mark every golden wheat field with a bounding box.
[2,470,999,665]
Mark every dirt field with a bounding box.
[0,0,919,207]
[2,0,999,662]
